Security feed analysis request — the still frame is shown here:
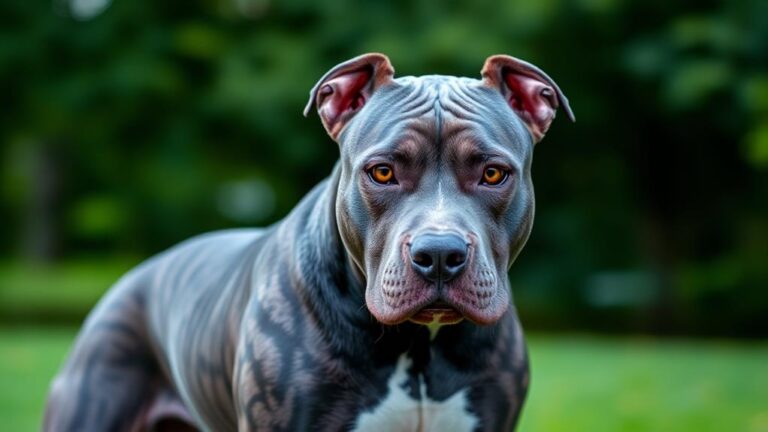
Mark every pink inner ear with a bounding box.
[317,69,372,137]
[503,72,558,141]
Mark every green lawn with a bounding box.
[519,336,768,432]
[0,327,77,431]
[1,328,767,431]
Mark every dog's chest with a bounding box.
[351,354,479,432]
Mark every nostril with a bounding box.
[410,233,469,282]
[412,252,433,268]
[445,252,466,268]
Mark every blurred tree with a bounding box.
[0,0,765,334]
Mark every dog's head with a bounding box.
[305,53,573,326]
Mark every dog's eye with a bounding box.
[368,164,397,185]
[481,166,508,186]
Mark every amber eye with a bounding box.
[369,164,396,184]
[481,166,508,186]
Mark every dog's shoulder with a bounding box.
[135,228,269,303]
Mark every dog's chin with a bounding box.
[408,301,464,325]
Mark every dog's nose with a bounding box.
[409,233,468,283]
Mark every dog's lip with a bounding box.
[408,300,464,325]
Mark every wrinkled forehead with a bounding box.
[338,75,533,159]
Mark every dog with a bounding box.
[43,53,573,431]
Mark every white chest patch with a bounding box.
[352,354,479,432]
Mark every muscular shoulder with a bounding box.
[130,228,271,321]
[151,228,266,276]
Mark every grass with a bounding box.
[519,336,768,432]
[1,328,767,431]
[0,327,76,431]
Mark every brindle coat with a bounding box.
[43,53,573,432]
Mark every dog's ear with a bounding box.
[481,55,575,143]
[304,53,395,140]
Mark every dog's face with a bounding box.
[305,54,573,326]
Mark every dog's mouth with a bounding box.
[370,253,509,326]
[408,300,464,325]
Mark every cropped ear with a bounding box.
[304,53,395,140]
[481,55,575,143]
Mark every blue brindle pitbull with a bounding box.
[44,53,573,432]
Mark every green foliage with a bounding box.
[0,259,135,323]
[0,0,766,333]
